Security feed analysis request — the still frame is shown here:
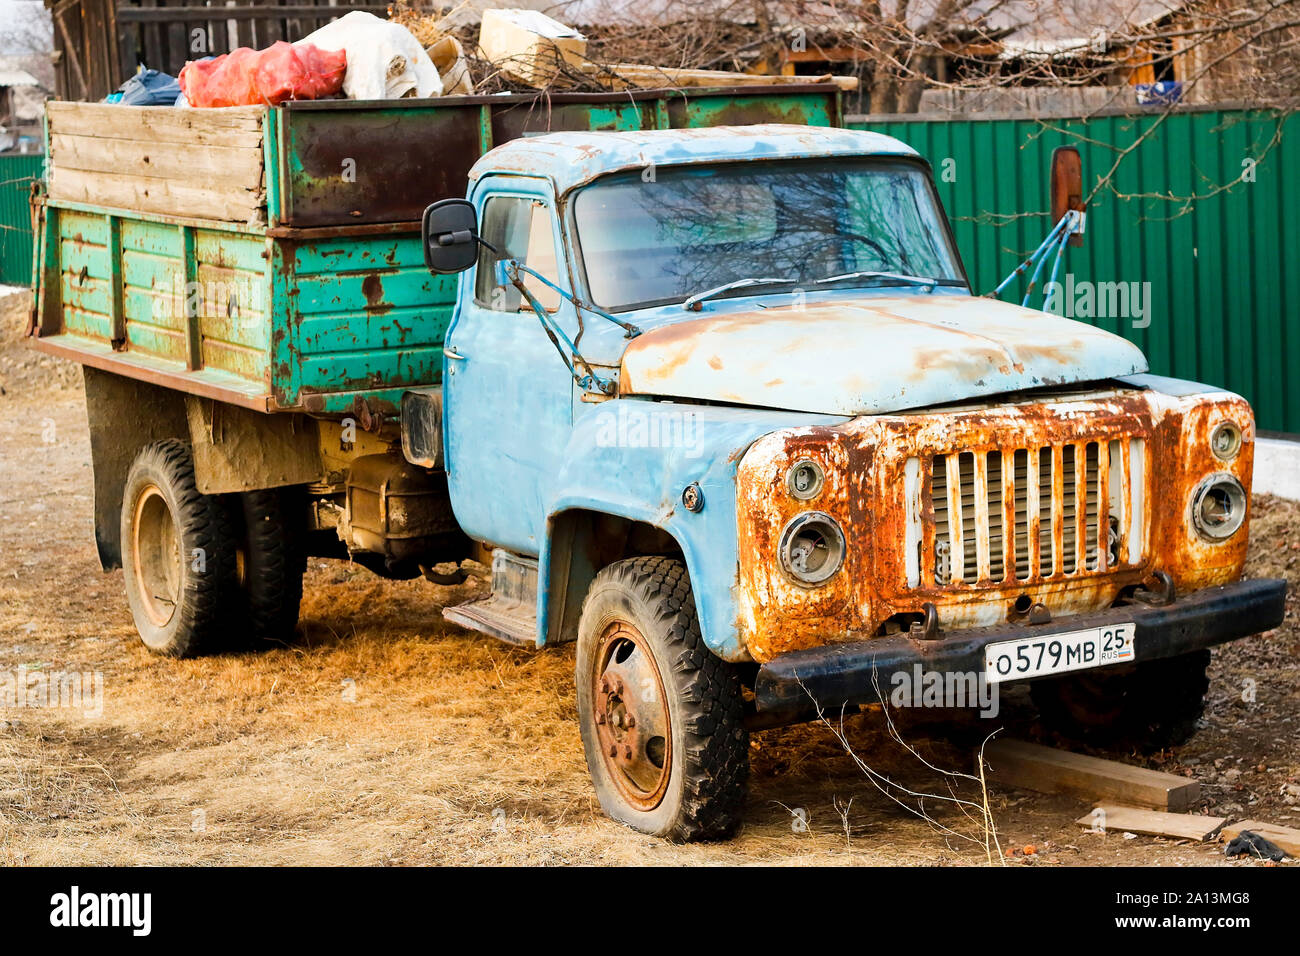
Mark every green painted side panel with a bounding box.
[120,218,186,363]
[0,154,44,286]
[585,103,650,131]
[281,233,454,409]
[668,91,837,130]
[193,229,269,382]
[121,218,183,256]
[849,108,1300,432]
[57,210,112,342]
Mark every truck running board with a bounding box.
[442,550,538,647]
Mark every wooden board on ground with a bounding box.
[1076,805,1227,841]
[985,739,1200,811]
[45,102,267,224]
[1219,820,1300,857]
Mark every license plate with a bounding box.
[983,624,1136,684]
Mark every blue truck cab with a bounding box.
[33,100,1285,840]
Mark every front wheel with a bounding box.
[1030,649,1211,752]
[575,557,749,841]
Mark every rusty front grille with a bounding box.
[926,438,1145,587]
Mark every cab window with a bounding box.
[474,196,563,312]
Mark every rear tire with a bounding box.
[1030,649,1211,752]
[228,487,305,647]
[575,556,749,841]
[120,440,235,657]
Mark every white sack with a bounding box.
[298,11,442,100]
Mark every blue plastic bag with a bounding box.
[1136,81,1183,106]
[106,68,182,106]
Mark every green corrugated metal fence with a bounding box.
[0,154,44,287]
[849,108,1300,432]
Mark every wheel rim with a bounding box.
[592,620,672,811]
[131,484,181,628]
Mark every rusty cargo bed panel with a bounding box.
[30,87,843,414]
[273,87,842,227]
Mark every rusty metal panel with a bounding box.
[489,99,648,142]
[275,230,457,414]
[734,384,1255,662]
[278,101,485,227]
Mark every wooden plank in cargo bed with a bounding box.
[46,102,266,146]
[46,103,267,224]
[50,169,266,225]
[50,133,263,188]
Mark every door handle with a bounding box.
[444,347,467,360]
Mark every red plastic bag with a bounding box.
[180,42,346,107]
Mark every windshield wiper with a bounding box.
[813,270,958,292]
[682,277,795,311]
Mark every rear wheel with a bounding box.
[120,440,235,657]
[227,487,305,647]
[1030,649,1211,752]
[575,557,749,841]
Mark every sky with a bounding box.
[0,0,53,56]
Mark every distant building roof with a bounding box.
[0,68,41,88]
[986,0,1184,54]
[443,0,1187,48]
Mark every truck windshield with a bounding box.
[571,158,965,311]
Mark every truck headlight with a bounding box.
[786,460,824,500]
[1210,421,1242,460]
[779,511,845,585]
[1191,473,1246,541]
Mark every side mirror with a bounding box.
[1050,146,1085,247]
[422,198,479,274]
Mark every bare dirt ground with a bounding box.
[2,288,1297,866]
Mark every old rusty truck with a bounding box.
[30,89,1286,840]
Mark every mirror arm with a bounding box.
[508,262,642,339]
[987,209,1085,308]
[504,262,615,396]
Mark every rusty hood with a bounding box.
[617,294,1149,415]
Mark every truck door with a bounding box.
[442,181,576,555]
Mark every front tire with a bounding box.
[1030,649,1211,752]
[120,440,235,657]
[575,557,749,841]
